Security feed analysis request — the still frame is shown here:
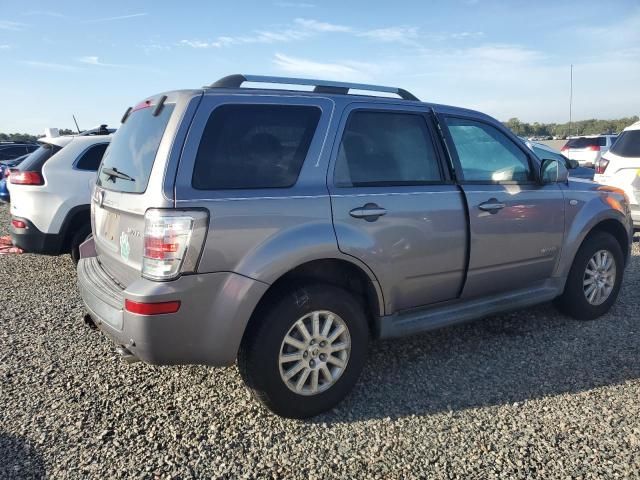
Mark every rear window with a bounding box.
[192,104,321,190]
[609,130,640,157]
[97,104,175,193]
[18,143,62,172]
[565,137,602,148]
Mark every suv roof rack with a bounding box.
[208,74,420,101]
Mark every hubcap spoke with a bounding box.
[279,310,351,396]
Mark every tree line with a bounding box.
[1,130,77,143]
[503,116,639,138]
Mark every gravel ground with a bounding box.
[1,203,640,479]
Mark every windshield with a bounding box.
[97,103,175,193]
[609,130,640,157]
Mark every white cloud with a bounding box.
[293,18,352,33]
[0,20,27,31]
[0,44,10,50]
[20,60,79,72]
[273,53,379,82]
[83,13,147,24]
[359,26,419,44]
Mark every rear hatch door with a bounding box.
[93,91,201,286]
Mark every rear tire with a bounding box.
[554,231,624,320]
[237,284,368,419]
[70,224,92,265]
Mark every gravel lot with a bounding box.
[1,202,640,479]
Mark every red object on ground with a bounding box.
[0,235,24,254]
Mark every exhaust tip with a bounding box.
[115,345,140,364]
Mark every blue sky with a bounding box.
[1,0,639,133]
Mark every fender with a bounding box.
[233,220,385,316]
[555,187,632,280]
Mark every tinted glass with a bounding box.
[565,137,600,149]
[532,145,564,163]
[335,111,441,187]
[609,130,640,157]
[97,104,174,193]
[75,143,108,171]
[18,143,62,172]
[192,104,320,190]
[445,117,531,182]
[0,146,25,159]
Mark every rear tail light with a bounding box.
[125,299,181,315]
[11,219,27,229]
[3,169,9,178]
[561,145,569,152]
[595,158,609,174]
[10,170,44,185]
[142,209,209,281]
[586,145,600,151]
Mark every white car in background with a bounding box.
[561,134,617,167]
[523,139,594,180]
[594,121,640,229]
[8,126,113,262]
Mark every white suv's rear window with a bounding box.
[609,131,640,157]
[97,104,174,193]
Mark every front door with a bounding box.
[441,114,565,298]
[329,104,468,314]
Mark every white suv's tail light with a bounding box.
[142,209,209,281]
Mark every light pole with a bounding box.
[569,64,573,136]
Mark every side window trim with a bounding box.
[440,113,539,185]
[331,106,451,189]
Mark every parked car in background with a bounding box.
[77,74,632,419]
[0,142,39,161]
[9,126,113,262]
[524,140,594,180]
[594,121,640,229]
[0,153,31,202]
[562,135,617,167]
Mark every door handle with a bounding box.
[349,203,387,221]
[478,199,506,213]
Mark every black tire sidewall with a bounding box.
[240,284,368,418]
[70,224,92,264]
[560,231,624,320]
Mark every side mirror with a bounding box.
[567,159,579,169]
[540,158,569,184]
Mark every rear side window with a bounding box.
[335,111,442,187]
[192,104,320,190]
[97,104,175,193]
[566,137,600,149]
[610,130,640,157]
[445,117,531,183]
[18,143,62,172]
[75,143,108,171]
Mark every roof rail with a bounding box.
[209,74,420,101]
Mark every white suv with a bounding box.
[561,134,617,167]
[9,126,113,262]
[594,121,640,229]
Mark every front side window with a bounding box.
[75,143,108,171]
[532,145,565,164]
[334,111,442,187]
[192,104,321,190]
[445,117,532,183]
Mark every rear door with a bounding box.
[93,92,200,285]
[441,114,565,298]
[329,103,467,314]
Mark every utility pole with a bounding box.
[569,64,573,136]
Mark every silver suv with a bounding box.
[77,75,633,418]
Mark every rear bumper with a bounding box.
[77,244,269,366]
[10,215,64,254]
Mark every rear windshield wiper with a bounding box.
[102,166,135,183]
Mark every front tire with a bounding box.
[555,231,624,320]
[237,284,368,419]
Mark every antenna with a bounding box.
[72,115,81,134]
[569,64,573,136]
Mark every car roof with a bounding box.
[623,121,640,132]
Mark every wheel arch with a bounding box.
[60,204,91,253]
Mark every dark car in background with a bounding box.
[0,153,31,202]
[0,142,39,161]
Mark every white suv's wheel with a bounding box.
[238,284,368,418]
